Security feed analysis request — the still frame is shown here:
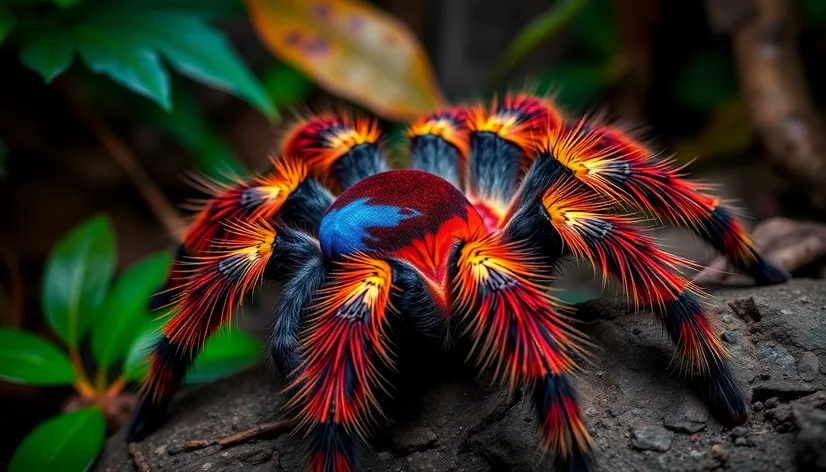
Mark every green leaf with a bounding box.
[8,408,105,472]
[122,316,165,382]
[574,0,620,58]
[0,328,75,386]
[675,50,738,111]
[261,62,313,108]
[536,62,607,110]
[85,10,275,119]
[74,25,171,110]
[490,0,591,83]
[20,31,76,83]
[91,252,172,369]
[0,5,16,45]
[185,327,262,384]
[41,214,116,348]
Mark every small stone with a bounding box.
[731,426,749,438]
[690,434,699,443]
[781,309,792,315]
[154,446,167,455]
[753,401,764,412]
[721,331,738,344]
[406,457,413,463]
[722,314,732,323]
[664,395,709,433]
[735,437,748,447]
[631,425,673,452]
[689,450,704,459]
[799,352,819,382]
[596,370,605,378]
[711,444,728,462]
[631,408,642,416]
[799,296,810,304]
[201,463,212,471]
[766,397,780,408]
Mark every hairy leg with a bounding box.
[282,114,389,193]
[507,157,749,425]
[536,119,786,285]
[451,233,593,471]
[283,254,397,472]
[128,225,321,441]
[408,107,470,189]
[465,94,561,226]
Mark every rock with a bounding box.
[391,426,438,452]
[631,425,673,452]
[663,395,709,433]
[795,403,826,470]
[731,426,749,438]
[93,280,825,472]
[711,444,728,462]
[722,331,738,344]
[800,352,820,382]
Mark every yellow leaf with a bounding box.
[246,0,445,121]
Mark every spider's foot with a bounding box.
[742,254,789,286]
[533,374,595,472]
[695,361,749,426]
[127,399,168,442]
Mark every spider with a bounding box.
[127,93,787,472]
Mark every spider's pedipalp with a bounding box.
[283,114,388,193]
[408,107,470,189]
[451,232,593,470]
[466,94,561,227]
[285,254,397,472]
[507,157,749,425]
[128,223,321,442]
[537,121,787,285]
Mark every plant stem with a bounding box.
[107,376,127,396]
[55,80,185,240]
[69,349,95,397]
[95,368,108,393]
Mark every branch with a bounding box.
[56,80,185,239]
[729,0,826,209]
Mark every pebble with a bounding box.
[735,437,748,447]
[689,450,704,459]
[731,426,749,438]
[154,446,167,455]
[766,397,780,408]
[711,444,728,462]
[201,463,212,471]
[664,395,709,433]
[753,401,764,412]
[721,331,738,344]
[586,407,597,416]
[631,425,673,452]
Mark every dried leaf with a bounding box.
[245,0,444,120]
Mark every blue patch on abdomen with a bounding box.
[319,197,421,258]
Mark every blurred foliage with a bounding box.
[530,0,619,110]
[0,214,263,470]
[6,0,275,118]
[246,0,444,121]
[490,0,591,85]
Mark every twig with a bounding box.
[219,419,292,447]
[128,442,151,472]
[728,0,826,210]
[55,80,185,240]
[183,419,292,451]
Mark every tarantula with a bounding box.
[127,94,787,472]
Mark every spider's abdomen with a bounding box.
[319,170,486,297]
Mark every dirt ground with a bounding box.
[95,278,826,472]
